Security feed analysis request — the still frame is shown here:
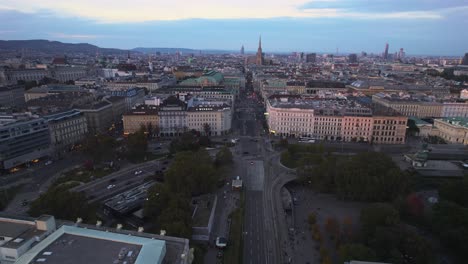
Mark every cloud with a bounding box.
[48,33,103,39]
[1,0,465,22]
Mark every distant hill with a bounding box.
[133,47,236,55]
[0,40,128,55]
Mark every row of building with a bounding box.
[123,96,233,137]
[266,95,407,144]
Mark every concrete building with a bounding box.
[24,85,85,102]
[157,86,235,105]
[0,115,51,170]
[433,117,468,145]
[371,114,408,144]
[123,106,159,136]
[0,214,190,264]
[0,215,56,263]
[44,110,88,152]
[1,67,87,85]
[106,88,145,111]
[0,85,25,108]
[105,96,127,124]
[441,102,468,118]
[77,101,114,134]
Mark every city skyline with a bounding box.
[0,0,467,55]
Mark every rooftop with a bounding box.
[438,117,468,128]
[16,225,166,264]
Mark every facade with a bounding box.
[0,116,51,169]
[78,101,114,134]
[158,96,188,137]
[123,106,159,135]
[179,71,224,87]
[186,98,232,136]
[306,53,317,63]
[372,93,443,118]
[371,115,408,144]
[1,67,87,85]
[158,86,235,105]
[0,85,25,108]
[44,110,88,152]
[441,102,468,117]
[433,117,468,145]
[105,96,126,123]
[266,95,407,144]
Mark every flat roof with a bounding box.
[16,225,166,264]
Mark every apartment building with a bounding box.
[266,95,407,144]
[123,106,159,135]
[0,115,51,169]
[0,85,25,108]
[372,93,442,118]
[44,110,88,152]
[186,98,232,136]
[441,102,468,118]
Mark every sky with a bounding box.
[0,0,467,55]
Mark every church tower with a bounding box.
[256,36,263,65]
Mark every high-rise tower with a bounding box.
[240,45,245,55]
[256,36,263,65]
[383,43,389,60]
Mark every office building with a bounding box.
[0,115,51,169]
[44,110,88,152]
[348,53,358,63]
[383,43,389,60]
[0,85,25,108]
[106,87,145,112]
[306,53,317,63]
[77,101,114,134]
[158,96,187,137]
[461,53,468,65]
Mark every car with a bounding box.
[45,160,53,166]
[107,184,116,190]
[250,161,254,165]
[21,200,28,207]
[216,251,224,259]
[215,237,227,249]
[243,151,249,155]
[134,170,143,175]
[162,161,169,165]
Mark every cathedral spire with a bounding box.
[258,35,262,50]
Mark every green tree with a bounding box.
[215,146,233,167]
[126,127,148,162]
[28,183,97,223]
[338,243,377,263]
[83,134,117,163]
[334,152,408,201]
[360,203,400,240]
[165,150,217,195]
[170,132,200,153]
[439,178,468,207]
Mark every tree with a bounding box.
[203,123,211,136]
[28,183,97,223]
[439,178,468,207]
[126,128,148,162]
[165,150,217,195]
[215,146,233,167]
[170,132,200,153]
[334,152,408,202]
[325,217,340,239]
[83,134,117,163]
[338,243,377,263]
[360,203,400,240]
